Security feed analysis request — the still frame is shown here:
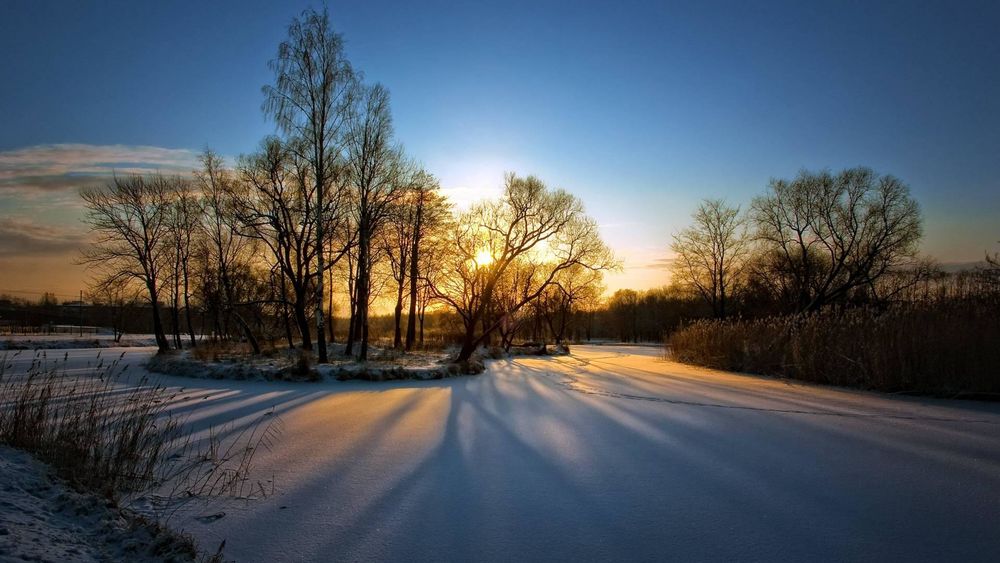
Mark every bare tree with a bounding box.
[607,289,640,343]
[80,175,175,353]
[492,260,538,351]
[432,173,617,362]
[405,172,450,351]
[412,224,451,348]
[381,167,451,350]
[381,164,419,350]
[197,149,260,354]
[87,277,142,343]
[670,198,749,318]
[536,264,605,345]
[750,167,922,311]
[345,83,404,361]
[166,179,202,347]
[264,7,357,363]
[978,242,1000,294]
[234,137,353,351]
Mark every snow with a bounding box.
[0,334,157,350]
[144,345,458,382]
[0,446,196,562]
[4,344,1000,562]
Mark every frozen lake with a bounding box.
[5,345,999,562]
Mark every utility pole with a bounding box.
[79,289,83,337]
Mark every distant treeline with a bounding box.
[660,167,1000,394]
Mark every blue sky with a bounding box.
[1,0,998,296]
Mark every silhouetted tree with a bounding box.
[345,83,404,361]
[264,7,358,362]
[750,167,922,312]
[81,175,175,352]
[671,198,749,318]
[197,149,261,354]
[433,174,617,362]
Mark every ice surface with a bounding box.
[3,345,999,562]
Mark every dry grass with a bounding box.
[668,299,1000,395]
[0,350,280,560]
[0,351,183,497]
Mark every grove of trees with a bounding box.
[668,167,927,320]
[80,8,614,362]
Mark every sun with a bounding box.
[474,248,495,267]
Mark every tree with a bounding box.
[492,261,538,351]
[81,175,175,353]
[978,241,1000,294]
[412,223,451,348]
[750,167,922,312]
[536,264,605,345]
[405,172,450,351]
[166,179,201,348]
[87,278,142,343]
[607,289,640,342]
[381,170,418,350]
[381,168,450,350]
[345,83,404,361]
[433,173,617,362]
[670,199,749,318]
[264,7,357,363]
[234,136,354,351]
[197,149,261,354]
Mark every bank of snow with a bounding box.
[0,446,200,562]
[144,344,484,383]
[0,334,157,350]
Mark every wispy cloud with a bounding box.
[637,257,674,270]
[0,143,202,262]
[0,217,86,258]
[0,144,201,195]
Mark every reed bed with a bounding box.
[668,299,1000,395]
[0,350,281,559]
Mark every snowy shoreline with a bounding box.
[0,445,205,562]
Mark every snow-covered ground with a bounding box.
[0,445,196,562]
[0,333,157,350]
[3,345,999,562]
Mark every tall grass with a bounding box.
[0,350,280,558]
[0,351,185,496]
[668,299,1000,395]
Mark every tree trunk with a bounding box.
[456,323,478,362]
[404,207,422,351]
[281,274,294,349]
[183,264,196,348]
[357,227,371,361]
[392,253,406,349]
[345,256,358,356]
[328,266,335,343]
[315,180,328,362]
[148,283,169,354]
[294,287,312,350]
[418,304,426,348]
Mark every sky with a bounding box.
[1,0,998,300]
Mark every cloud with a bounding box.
[637,257,674,270]
[0,217,86,258]
[0,144,201,195]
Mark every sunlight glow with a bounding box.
[473,248,495,268]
